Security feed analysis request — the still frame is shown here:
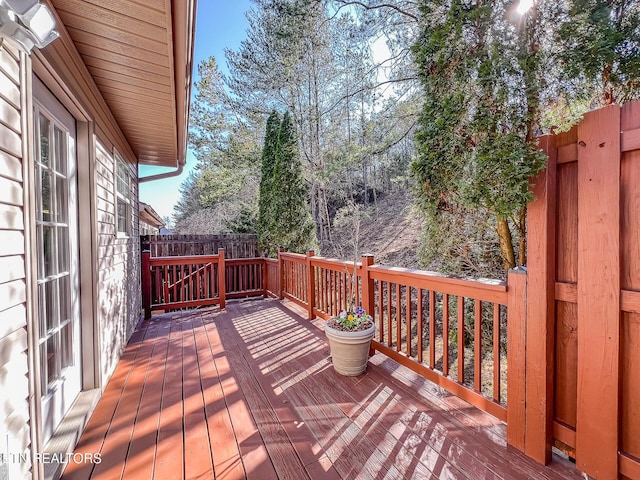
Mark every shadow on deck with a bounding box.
[62,298,581,479]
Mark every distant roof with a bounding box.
[139,202,165,228]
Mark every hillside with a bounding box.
[321,190,422,269]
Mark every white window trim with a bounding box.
[114,150,133,238]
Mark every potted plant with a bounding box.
[325,306,375,376]
[324,201,375,375]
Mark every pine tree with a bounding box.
[258,111,281,256]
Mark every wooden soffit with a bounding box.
[49,0,195,167]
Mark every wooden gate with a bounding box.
[518,102,640,479]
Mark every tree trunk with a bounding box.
[497,216,516,271]
[518,207,526,266]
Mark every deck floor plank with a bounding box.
[62,320,155,480]
[194,313,247,480]
[63,298,582,480]
[216,308,311,480]
[152,317,185,479]
[121,318,171,479]
[202,310,279,480]
[182,314,215,480]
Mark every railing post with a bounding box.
[306,250,315,320]
[141,250,151,319]
[278,247,285,300]
[218,248,226,309]
[507,267,527,452]
[360,255,375,314]
[360,255,375,356]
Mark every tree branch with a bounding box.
[331,0,419,22]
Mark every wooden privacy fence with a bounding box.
[141,234,259,258]
[141,248,523,424]
[518,101,640,480]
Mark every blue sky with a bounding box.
[138,1,253,221]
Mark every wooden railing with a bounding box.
[225,258,265,300]
[142,249,267,317]
[367,264,509,421]
[276,250,523,423]
[141,247,524,425]
[141,252,226,319]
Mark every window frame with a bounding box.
[114,152,133,238]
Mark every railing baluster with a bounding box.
[387,282,392,348]
[395,282,401,352]
[204,262,210,299]
[338,270,343,311]
[443,293,449,376]
[417,288,423,363]
[458,296,465,384]
[331,270,335,316]
[493,303,501,402]
[429,290,436,369]
[406,285,412,357]
[173,264,178,302]
[163,265,170,305]
[378,280,384,343]
[474,299,482,392]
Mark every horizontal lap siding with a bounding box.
[95,144,140,384]
[0,44,32,480]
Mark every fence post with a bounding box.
[218,248,226,309]
[306,250,315,320]
[141,250,152,319]
[525,134,557,464]
[575,106,620,479]
[278,247,285,300]
[507,267,527,452]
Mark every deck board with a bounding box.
[62,298,581,480]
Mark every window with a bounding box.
[115,155,132,236]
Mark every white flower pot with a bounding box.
[324,321,375,376]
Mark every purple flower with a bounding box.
[355,306,364,315]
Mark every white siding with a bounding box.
[95,143,140,383]
[0,43,32,480]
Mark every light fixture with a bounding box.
[0,0,58,53]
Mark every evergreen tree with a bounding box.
[258,111,281,255]
[557,0,640,105]
[412,0,547,273]
[271,112,317,255]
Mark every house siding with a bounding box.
[0,43,32,480]
[95,143,140,382]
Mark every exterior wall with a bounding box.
[95,142,140,382]
[0,14,144,479]
[0,43,32,479]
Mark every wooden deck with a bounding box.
[62,299,581,480]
